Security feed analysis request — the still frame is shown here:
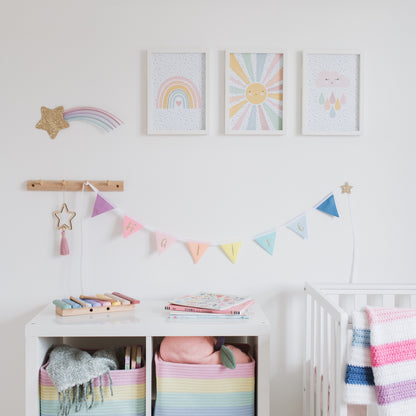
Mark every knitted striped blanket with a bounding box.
[345,307,416,415]
[344,310,377,405]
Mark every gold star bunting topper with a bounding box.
[341,182,353,194]
[36,106,70,139]
[53,203,76,230]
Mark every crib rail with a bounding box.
[303,283,416,416]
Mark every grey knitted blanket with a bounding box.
[46,345,118,415]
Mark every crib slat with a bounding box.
[309,299,315,416]
[316,305,322,416]
[367,294,384,307]
[395,294,411,308]
[322,312,329,416]
[330,318,336,415]
[339,294,355,317]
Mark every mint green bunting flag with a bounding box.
[255,232,276,255]
[287,215,308,239]
[316,194,339,217]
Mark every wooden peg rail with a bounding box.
[27,180,124,192]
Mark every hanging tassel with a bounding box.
[60,229,70,256]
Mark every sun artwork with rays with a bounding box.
[228,53,284,132]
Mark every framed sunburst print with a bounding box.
[302,50,362,135]
[225,50,286,135]
[148,50,208,135]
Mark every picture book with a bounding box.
[165,299,255,315]
[169,311,249,320]
[169,292,252,310]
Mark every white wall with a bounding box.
[1,0,416,414]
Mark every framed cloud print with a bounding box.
[225,50,286,135]
[148,50,208,135]
[302,50,362,135]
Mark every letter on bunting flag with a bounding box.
[155,232,176,254]
[220,242,242,264]
[316,194,340,217]
[287,215,308,239]
[123,216,143,238]
[92,194,114,217]
[255,232,276,255]
[187,242,209,264]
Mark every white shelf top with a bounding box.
[26,301,270,338]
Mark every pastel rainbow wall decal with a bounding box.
[63,107,123,132]
[156,77,201,109]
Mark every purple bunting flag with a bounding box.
[92,194,114,217]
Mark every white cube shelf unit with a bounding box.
[25,301,271,416]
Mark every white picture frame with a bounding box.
[147,50,208,135]
[302,50,362,135]
[225,49,286,135]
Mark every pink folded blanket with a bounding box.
[159,336,251,365]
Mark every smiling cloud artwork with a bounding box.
[315,70,350,118]
[228,52,284,132]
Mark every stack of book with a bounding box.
[165,292,255,320]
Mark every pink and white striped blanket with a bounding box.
[365,307,416,415]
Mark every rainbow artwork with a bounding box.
[63,107,123,132]
[36,105,123,139]
[228,52,284,132]
[156,76,201,110]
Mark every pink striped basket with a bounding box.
[154,352,255,416]
[39,363,145,416]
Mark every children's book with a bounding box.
[169,292,252,310]
[165,299,255,315]
[169,311,249,320]
[169,313,249,319]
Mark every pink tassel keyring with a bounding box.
[53,201,76,256]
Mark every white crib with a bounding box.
[303,282,416,416]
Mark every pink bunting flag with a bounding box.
[123,216,143,238]
[155,232,176,254]
[92,194,114,217]
[187,242,209,264]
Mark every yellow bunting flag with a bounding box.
[187,242,210,264]
[220,242,242,264]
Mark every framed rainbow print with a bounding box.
[225,50,286,135]
[302,50,362,135]
[148,50,208,135]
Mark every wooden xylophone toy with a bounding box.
[52,292,140,316]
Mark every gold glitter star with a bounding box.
[341,182,353,194]
[53,203,76,230]
[36,106,70,139]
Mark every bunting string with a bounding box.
[82,181,355,271]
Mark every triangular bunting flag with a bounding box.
[155,232,176,254]
[255,232,276,255]
[123,216,143,238]
[287,215,308,239]
[92,194,114,217]
[220,242,242,264]
[316,194,340,217]
[187,242,209,264]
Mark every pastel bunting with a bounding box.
[255,232,276,255]
[92,194,114,217]
[316,194,339,217]
[123,216,143,238]
[221,242,242,264]
[155,233,176,254]
[287,215,308,239]
[187,242,209,264]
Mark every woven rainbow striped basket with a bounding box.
[39,364,146,416]
[154,352,255,416]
